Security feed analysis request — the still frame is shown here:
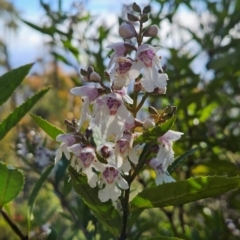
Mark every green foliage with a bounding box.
[68,166,121,237]
[130,176,240,211]
[134,117,176,145]
[0,63,33,106]
[0,161,24,207]
[27,164,54,231]
[168,147,199,174]
[0,87,50,140]
[30,113,64,140]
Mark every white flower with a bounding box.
[68,145,103,188]
[149,158,175,185]
[110,57,139,90]
[55,134,77,164]
[98,165,128,202]
[106,42,136,70]
[132,44,168,92]
[115,132,134,173]
[70,86,100,129]
[90,92,134,139]
[157,130,184,170]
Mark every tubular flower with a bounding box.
[110,57,139,90]
[132,44,168,92]
[157,130,184,170]
[90,92,134,139]
[55,134,77,164]
[70,86,100,130]
[98,165,128,202]
[68,145,103,188]
[149,158,175,185]
[106,42,136,70]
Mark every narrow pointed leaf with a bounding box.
[134,117,175,145]
[168,147,199,174]
[0,63,33,106]
[0,161,24,207]
[69,166,121,237]
[130,176,240,211]
[0,88,50,140]
[22,19,55,36]
[30,113,64,140]
[27,164,54,230]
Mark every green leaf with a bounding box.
[168,148,199,174]
[27,164,54,231]
[22,19,55,36]
[134,117,175,145]
[0,88,50,140]
[0,63,33,106]
[130,176,240,211]
[144,237,184,240]
[0,161,24,207]
[46,228,57,240]
[30,113,64,140]
[132,2,141,13]
[69,166,121,237]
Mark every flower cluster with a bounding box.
[55,4,183,202]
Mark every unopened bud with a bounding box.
[134,118,143,127]
[90,71,101,82]
[143,118,155,129]
[119,23,137,39]
[87,66,94,73]
[127,13,139,22]
[104,71,110,81]
[143,25,159,37]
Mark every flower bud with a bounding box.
[119,23,137,39]
[143,25,159,37]
[90,71,101,82]
[143,118,155,129]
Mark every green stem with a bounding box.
[130,143,152,183]
[1,209,28,240]
[119,187,130,240]
[135,93,149,113]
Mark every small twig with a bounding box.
[1,209,28,240]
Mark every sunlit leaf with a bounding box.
[134,117,175,145]
[69,166,121,237]
[27,164,54,231]
[0,161,24,207]
[130,176,240,211]
[168,147,199,174]
[0,63,33,106]
[30,113,64,140]
[0,88,50,140]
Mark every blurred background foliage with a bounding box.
[0,0,240,239]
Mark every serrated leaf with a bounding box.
[69,166,121,237]
[144,237,184,240]
[0,63,33,106]
[132,2,141,12]
[130,176,240,211]
[168,147,199,174]
[30,113,64,140]
[0,88,50,140]
[0,161,24,207]
[27,164,54,231]
[134,117,175,145]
